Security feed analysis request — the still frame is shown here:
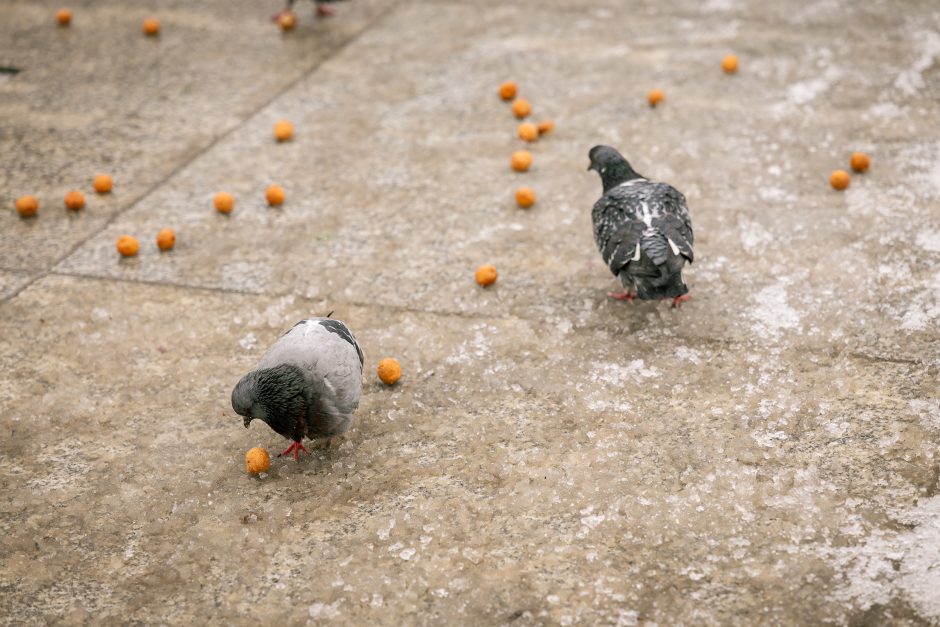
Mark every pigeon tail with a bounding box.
[633,272,688,300]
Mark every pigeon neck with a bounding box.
[601,162,643,193]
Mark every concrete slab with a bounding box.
[0,0,390,272]
[1,0,939,624]
[0,270,33,301]
[0,275,937,625]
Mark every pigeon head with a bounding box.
[587,145,643,192]
[231,364,308,434]
[231,372,267,428]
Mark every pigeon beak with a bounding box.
[587,163,595,171]
[243,416,251,429]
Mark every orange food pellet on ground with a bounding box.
[850,152,871,173]
[116,235,140,257]
[15,195,39,218]
[537,119,555,135]
[475,264,498,287]
[515,187,536,208]
[377,358,402,385]
[266,184,285,206]
[498,81,517,101]
[511,150,532,172]
[647,89,665,107]
[142,18,160,36]
[279,12,296,31]
[721,55,739,73]
[214,192,235,214]
[245,447,271,475]
[93,174,113,194]
[512,98,532,119]
[64,190,84,211]
[56,8,72,26]
[830,170,851,191]
[274,120,293,142]
[517,122,538,142]
[156,228,175,251]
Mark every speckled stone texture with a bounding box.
[2,0,939,625]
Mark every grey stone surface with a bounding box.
[0,271,33,301]
[0,0,389,272]
[2,0,940,624]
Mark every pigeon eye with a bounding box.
[600,167,607,174]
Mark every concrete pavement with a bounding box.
[2,0,939,624]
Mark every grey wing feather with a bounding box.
[258,318,363,416]
[591,191,646,275]
[653,184,694,261]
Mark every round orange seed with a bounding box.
[15,195,39,218]
[377,358,402,385]
[830,170,851,191]
[475,264,498,287]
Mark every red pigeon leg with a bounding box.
[279,441,310,461]
[607,290,637,302]
[671,294,692,309]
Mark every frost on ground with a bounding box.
[829,497,940,623]
[747,280,802,341]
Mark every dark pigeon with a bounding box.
[231,317,364,460]
[587,145,694,307]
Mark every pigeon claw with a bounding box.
[671,294,692,309]
[279,441,310,461]
[315,4,335,16]
[607,290,637,303]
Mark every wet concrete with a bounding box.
[2,0,939,624]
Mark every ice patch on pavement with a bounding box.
[829,496,940,623]
[894,30,940,96]
[748,280,801,340]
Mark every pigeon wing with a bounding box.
[649,184,694,262]
[259,318,363,416]
[591,190,646,275]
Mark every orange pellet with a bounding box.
[156,228,175,251]
[510,150,532,172]
[537,119,555,135]
[498,81,517,101]
[274,120,293,142]
[721,55,739,73]
[517,122,538,142]
[15,195,39,218]
[64,191,85,211]
[116,235,140,257]
[830,170,851,191]
[475,264,498,287]
[377,358,402,385]
[515,187,536,208]
[93,174,113,194]
[245,447,271,474]
[56,8,72,26]
[214,192,235,214]
[850,152,871,173]
[512,98,532,119]
[647,89,665,107]
[266,184,285,206]
[142,18,160,36]
[278,12,296,31]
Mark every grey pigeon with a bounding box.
[587,145,694,307]
[231,317,364,460]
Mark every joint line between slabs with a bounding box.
[1,3,400,305]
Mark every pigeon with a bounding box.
[587,145,694,308]
[231,317,364,460]
[272,0,347,21]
